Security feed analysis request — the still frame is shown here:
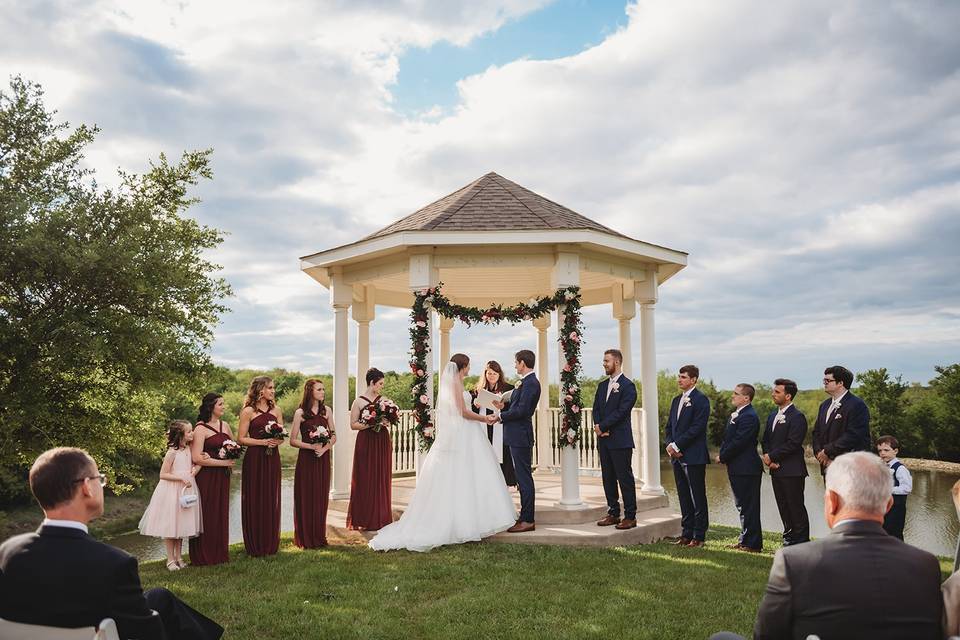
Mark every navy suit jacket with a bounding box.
[592,375,637,450]
[499,373,540,448]
[812,391,871,460]
[718,404,762,475]
[665,387,711,465]
[761,405,809,477]
[0,525,164,640]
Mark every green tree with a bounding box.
[0,77,231,502]
[855,368,907,441]
[927,364,960,461]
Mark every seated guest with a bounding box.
[711,451,942,640]
[0,447,223,640]
[945,570,960,639]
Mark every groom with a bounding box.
[491,349,540,532]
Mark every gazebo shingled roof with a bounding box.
[363,172,626,239]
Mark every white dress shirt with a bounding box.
[605,372,622,402]
[826,390,848,420]
[888,457,913,496]
[772,403,793,433]
[41,518,89,534]
[669,387,696,455]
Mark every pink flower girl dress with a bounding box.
[138,447,203,539]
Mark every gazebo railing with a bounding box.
[390,407,644,476]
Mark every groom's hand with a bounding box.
[485,415,497,425]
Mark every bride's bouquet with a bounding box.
[262,420,288,455]
[217,439,244,460]
[361,397,400,433]
[306,425,332,457]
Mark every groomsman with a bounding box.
[716,383,763,552]
[592,349,639,530]
[762,379,810,545]
[812,365,871,476]
[665,364,711,547]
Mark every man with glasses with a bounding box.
[812,365,871,477]
[0,447,222,639]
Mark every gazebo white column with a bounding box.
[410,253,439,476]
[330,270,354,499]
[353,286,375,402]
[552,250,584,508]
[533,314,551,468]
[613,283,641,481]
[438,316,454,368]
[637,272,664,495]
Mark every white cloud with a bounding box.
[3,0,959,387]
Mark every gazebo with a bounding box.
[300,172,687,509]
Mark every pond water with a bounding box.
[109,462,959,561]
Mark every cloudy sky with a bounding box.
[3,0,959,389]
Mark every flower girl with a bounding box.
[139,420,203,570]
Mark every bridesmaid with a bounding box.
[346,368,393,531]
[238,376,284,557]
[473,361,518,488]
[189,393,236,566]
[291,378,337,548]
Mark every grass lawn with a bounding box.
[138,525,955,640]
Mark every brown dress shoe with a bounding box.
[597,515,621,527]
[615,518,637,530]
[725,543,744,550]
[686,539,705,548]
[740,546,762,553]
[507,521,536,533]
[672,537,691,546]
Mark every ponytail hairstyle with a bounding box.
[197,392,222,424]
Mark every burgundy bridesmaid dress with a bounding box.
[346,395,393,531]
[293,411,331,548]
[189,421,231,566]
[241,410,282,556]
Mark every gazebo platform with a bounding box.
[326,473,681,547]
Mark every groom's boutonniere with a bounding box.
[776,414,786,424]
[683,396,692,408]
[610,381,620,393]
[515,379,522,389]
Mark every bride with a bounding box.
[369,353,517,552]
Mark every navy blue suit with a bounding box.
[0,525,222,640]
[592,375,638,519]
[812,391,870,475]
[762,405,810,545]
[718,404,763,549]
[665,388,711,541]
[499,372,541,522]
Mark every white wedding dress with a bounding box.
[369,362,517,552]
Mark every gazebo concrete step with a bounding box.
[331,493,669,526]
[487,508,681,547]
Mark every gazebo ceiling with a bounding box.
[301,172,687,308]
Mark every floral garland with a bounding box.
[409,283,583,451]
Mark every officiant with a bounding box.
[472,361,518,488]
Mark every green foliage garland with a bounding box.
[409,283,583,451]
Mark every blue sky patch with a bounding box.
[392,0,629,116]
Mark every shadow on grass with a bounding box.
[140,525,793,640]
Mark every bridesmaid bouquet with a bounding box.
[306,425,331,457]
[218,439,244,460]
[361,398,400,433]
[263,420,288,455]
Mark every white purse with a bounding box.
[179,486,198,509]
